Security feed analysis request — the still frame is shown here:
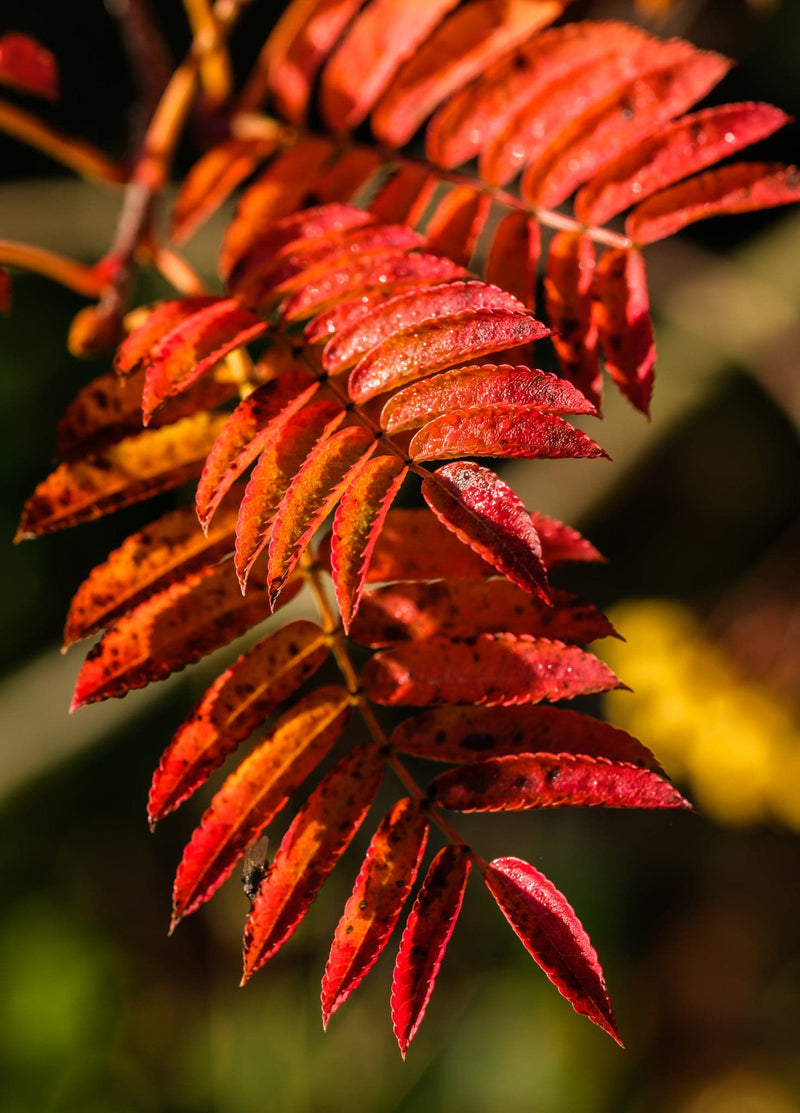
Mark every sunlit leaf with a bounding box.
[593,248,655,416]
[409,406,606,462]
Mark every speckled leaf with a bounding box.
[544,232,601,410]
[593,248,655,416]
[196,368,317,531]
[348,582,617,647]
[242,744,384,977]
[361,634,624,707]
[267,425,376,604]
[0,32,58,99]
[485,212,540,310]
[64,503,238,646]
[391,845,471,1057]
[484,857,621,1043]
[71,559,300,709]
[171,686,351,927]
[390,705,663,771]
[115,297,220,381]
[421,461,549,600]
[431,753,689,811]
[349,309,550,403]
[330,455,408,632]
[321,798,429,1026]
[17,413,227,539]
[409,406,606,462]
[147,620,329,824]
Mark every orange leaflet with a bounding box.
[321,798,429,1026]
[16,413,227,540]
[368,163,438,225]
[348,582,618,648]
[279,251,469,322]
[141,299,268,423]
[409,406,607,462]
[170,137,279,244]
[390,704,663,771]
[322,281,526,376]
[485,212,540,311]
[484,858,621,1043]
[320,0,460,132]
[0,32,58,100]
[308,146,384,206]
[521,47,731,208]
[64,502,238,646]
[390,845,471,1058]
[421,461,549,600]
[425,17,626,170]
[56,364,238,461]
[147,620,329,824]
[171,686,351,927]
[195,368,318,531]
[235,400,344,589]
[593,248,655,416]
[330,455,407,632]
[431,753,689,811]
[262,0,367,124]
[382,364,595,434]
[71,559,301,709]
[219,138,337,280]
[348,309,551,403]
[626,161,800,245]
[360,634,624,706]
[371,0,563,148]
[115,297,220,381]
[544,232,602,410]
[242,744,384,978]
[267,425,376,604]
[574,102,791,226]
[424,186,491,267]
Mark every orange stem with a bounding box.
[0,240,105,297]
[0,98,126,184]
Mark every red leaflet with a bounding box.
[369,163,438,226]
[521,48,732,208]
[593,248,655,416]
[260,0,366,124]
[484,858,620,1043]
[330,455,408,631]
[321,798,429,1026]
[0,265,9,314]
[323,282,526,376]
[147,620,329,824]
[64,503,237,646]
[409,406,607,462]
[544,232,602,410]
[171,686,351,927]
[348,309,550,403]
[425,20,645,170]
[391,845,471,1057]
[390,704,663,771]
[430,753,689,811]
[0,32,58,100]
[195,369,317,531]
[267,426,376,603]
[320,0,461,132]
[361,634,623,707]
[219,138,337,279]
[424,187,491,267]
[382,364,595,434]
[141,299,267,423]
[485,212,540,310]
[574,102,791,226]
[305,290,404,345]
[372,0,563,148]
[17,413,227,539]
[348,582,617,647]
[242,744,384,978]
[309,146,384,206]
[169,137,279,244]
[626,161,800,245]
[235,400,344,589]
[71,560,300,709]
[421,461,549,600]
[279,252,469,323]
[115,297,219,381]
[529,511,604,564]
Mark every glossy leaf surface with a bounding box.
[409,406,606,462]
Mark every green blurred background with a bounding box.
[1,2,799,1110]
